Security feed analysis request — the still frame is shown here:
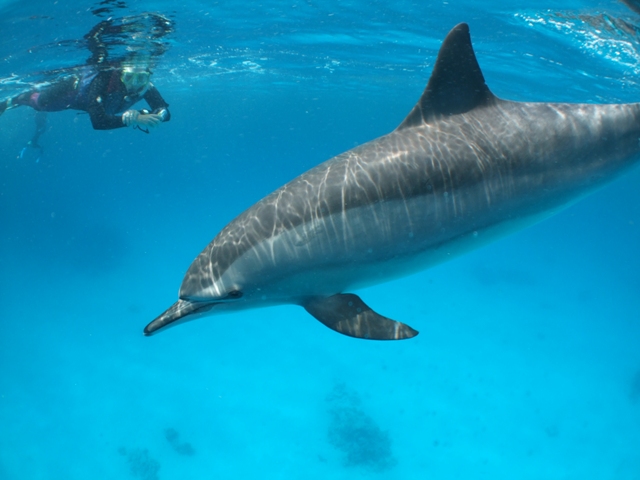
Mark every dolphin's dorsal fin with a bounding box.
[397,23,495,129]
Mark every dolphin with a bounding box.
[145,23,640,340]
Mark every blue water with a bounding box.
[1,0,640,478]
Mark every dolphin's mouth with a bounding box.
[143,299,217,336]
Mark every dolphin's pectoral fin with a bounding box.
[302,294,418,340]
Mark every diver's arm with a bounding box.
[143,83,171,122]
[86,73,127,130]
[87,103,128,130]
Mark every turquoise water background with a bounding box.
[1,0,640,478]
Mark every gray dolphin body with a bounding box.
[145,23,640,340]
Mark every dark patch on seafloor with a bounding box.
[325,383,397,472]
[164,427,196,456]
[118,447,160,480]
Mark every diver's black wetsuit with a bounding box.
[10,66,170,130]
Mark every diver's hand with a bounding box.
[136,113,163,129]
[122,110,163,129]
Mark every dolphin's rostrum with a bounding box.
[145,23,640,340]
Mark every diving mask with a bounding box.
[121,68,151,95]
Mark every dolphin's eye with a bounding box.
[226,290,243,299]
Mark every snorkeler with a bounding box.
[0,62,170,131]
[0,13,173,133]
